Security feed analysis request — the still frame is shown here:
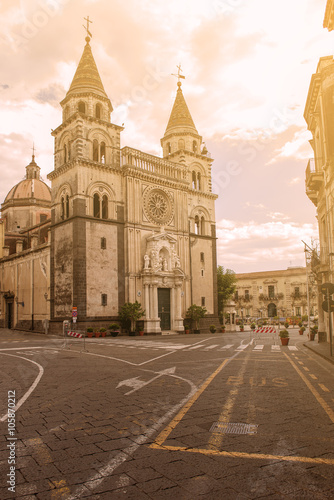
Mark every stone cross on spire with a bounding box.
[83,15,93,40]
[171,64,185,86]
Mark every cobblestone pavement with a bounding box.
[0,328,334,499]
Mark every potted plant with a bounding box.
[284,321,290,329]
[87,327,93,338]
[309,326,317,341]
[221,325,226,333]
[299,326,306,335]
[209,325,216,334]
[239,322,244,332]
[94,328,101,338]
[119,301,145,336]
[184,324,190,334]
[109,323,120,337]
[100,327,107,337]
[250,322,256,331]
[186,304,207,334]
[279,329,289,346]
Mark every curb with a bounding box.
[303,343,334,366]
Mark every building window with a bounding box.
[101,237,106,249]
[294,287,300,298]
[201,269,204,277]
[78,101,86,114]
[197,172,201,190]
[64,144,67,163]
[201,216,205,235]
[167,142,171,154]
[296,307,301,316]
[200,252,204,262]
[268,285,275,299]
[235,291,238,300]
[61,195,70,220]
[194,215,200,235]
[201,297,205,307]
[245,290,249,300]
[101,294,107,306]
[102,195,108,219]
[93,139,99,161]
[93,193,100,218]
[95,103,101,119]
[100,142,106,164]
[193,140,198,153]
[192,171,196,189]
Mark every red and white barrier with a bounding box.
[67,331,83,339]
[253,327,276,334]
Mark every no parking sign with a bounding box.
[72,307,77,323]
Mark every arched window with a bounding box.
[201,216,205,235]
[197,172,201,190]
[64,144,67,163]
[93,140,99,161]
[61,197,65,220]
[100,142,106,164]
[194,215,200,235]
[78,101,86,114]
[93,193,100,218]
[67,142,71,161]
[167,142,171,154]
[193,141,198,153]
[178,139,185,150]
[95,103,101,119]
[102,195,108,219]
[192,171,196,190]
[66,195,70,219]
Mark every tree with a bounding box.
[118,301,145,333]
[186,304,207,331]
[217,266,237,324]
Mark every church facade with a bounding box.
[0,34,218,335]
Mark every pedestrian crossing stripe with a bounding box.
[253,345,264,350]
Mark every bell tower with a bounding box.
[48,23,124,329]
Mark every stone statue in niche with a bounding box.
[144,254,150,269]
[162,258,168,271]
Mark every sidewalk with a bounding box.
[303,339,334,366]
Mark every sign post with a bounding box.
[320,283,334,357]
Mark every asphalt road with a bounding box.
[0,328,333,499]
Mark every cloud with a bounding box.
[35,83,66,107]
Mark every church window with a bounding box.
[95,103,101,119]
[192,171,196,189]
[167,142,171,154]
[64,144,67,163]
[200,252,204,262]
[93,140,99,161]
[194,215,200,235]
[67,142,71,161]
[193,141,198,153]
[100,142,106,164]
[268,285,275,299]
[101,294,107,306]
[61,197,65,220]
[201,269,204,277]
[201,296,205,306]
[78,101,86,114]
[102,195,108,219]
[178,139,185,150]
[101,237,106,249]
[201,216,205,235]
[197,172,201,190]
[93,193,100,218]
[65,195,70,219]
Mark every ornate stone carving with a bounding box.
[143,187,174,225]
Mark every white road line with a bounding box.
[236,345,248,351]
[272,345,280,351]
[204,345,219,350]
[220,345,234,350]
[288,346,298,351]
[0,353,44,422]
[0,347,46,351]
[253,345,264,351]
[188,345,202,350]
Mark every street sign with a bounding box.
[72,307,77,318]
[320,282,334,296]
[322,299,334,313]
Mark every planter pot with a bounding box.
[95,332,101,338]
[280,337,289,346]
[87,332,93,338]
[139,331,144,336]
[194,329,200,334]
[185,330,190,334]
[221,328,225,333]
[310,333,315,341]
[299,330,304,335]
[240,328,244,332]
[101,332,106,337]
[111,331,119,337]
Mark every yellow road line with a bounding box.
[318,384,330,393]
[283,353,334,423]
[310,374,317,380]
[152,358,230,446]
[150,443,334,465]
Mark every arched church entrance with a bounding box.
[158,288,171,330]
[268,303,277,318]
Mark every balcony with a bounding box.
[305,159,323,205]
[121,147,188,183]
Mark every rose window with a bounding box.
[143,188,173,225]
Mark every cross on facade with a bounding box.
[171,64,185,83]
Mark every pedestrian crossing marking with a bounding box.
[271,345,280,351]
[236,345,248,351]
[253,345,264,351]
[188,345,202,350]
[288,346,298,351]
[220,345,234,350]
[205,345,219,350]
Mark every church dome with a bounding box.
[4,155,51,204]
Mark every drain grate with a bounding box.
[210,422,258,435]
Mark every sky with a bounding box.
[0,0,332,273]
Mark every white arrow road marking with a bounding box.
[117,367,176,395]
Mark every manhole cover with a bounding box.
[210,422,258,435]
